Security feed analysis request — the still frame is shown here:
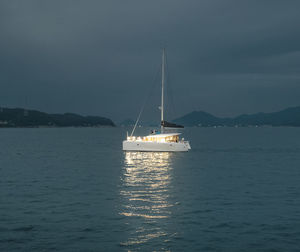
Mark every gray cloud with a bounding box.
[1,0,300,121]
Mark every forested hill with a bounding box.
[0,107,115,127]
[173,106,300,127]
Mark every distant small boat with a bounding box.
[123,49,191,152]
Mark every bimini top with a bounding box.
[145,133,181,138]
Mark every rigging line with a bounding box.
[130,62,161,136]
[130,103,144,136]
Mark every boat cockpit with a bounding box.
[127,133,181,143]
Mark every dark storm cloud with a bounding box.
[1,0,300,121]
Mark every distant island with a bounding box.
[0,107,115,127]
[173,106,300,127]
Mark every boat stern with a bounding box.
[185,141,191,150]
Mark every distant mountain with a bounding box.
[173,111,221,126]
[0,107,115,127]
[173,106,300,127]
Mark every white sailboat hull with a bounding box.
[123,140,191,152]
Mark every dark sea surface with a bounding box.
[1,127,300,251]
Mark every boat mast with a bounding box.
[161,48,165,133]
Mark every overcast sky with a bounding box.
[1,0,300,122]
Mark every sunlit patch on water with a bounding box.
[120,212,168,219]
[120,152,175,248]
[120,230,168,246]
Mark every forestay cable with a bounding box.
[130,62,161,136]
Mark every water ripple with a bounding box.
[120,152,174,248]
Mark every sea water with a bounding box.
[1,127,300,251]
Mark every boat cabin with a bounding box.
[127,133,181,143]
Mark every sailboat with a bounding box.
[122,49,191,152]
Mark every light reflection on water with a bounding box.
[120,152,175,248]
